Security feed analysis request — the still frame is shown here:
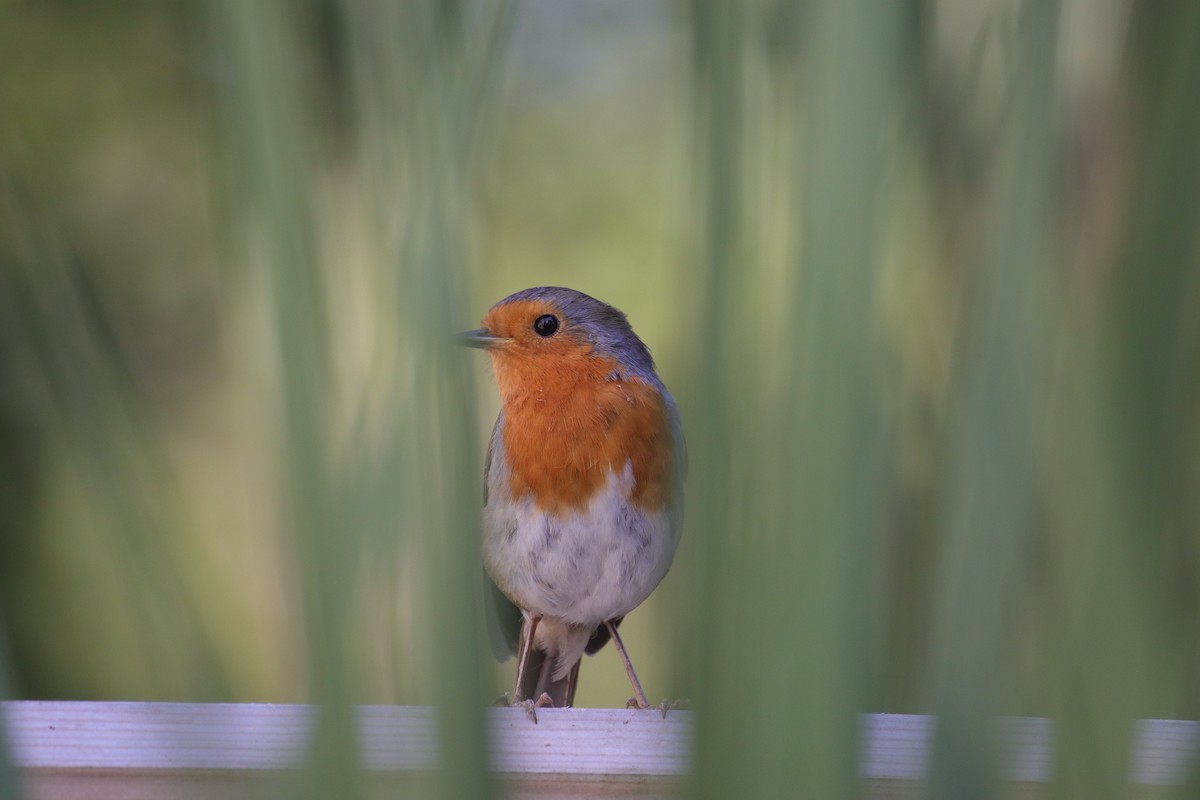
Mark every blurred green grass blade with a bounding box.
[214,1,507,795]
[1053,4,1200,797]
[211,0,361,795]
[397,7,494,797]
[688,0,899,797]
[681,0,744,794]
[377,3,509,798]
[1050,370,1147,799]
[776,1,900,795]
[1108,1,1200,531]
[926,2,1061,797]
[0,626,25,800]
[0,190,232,701]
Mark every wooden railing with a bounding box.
[4,702,1197,798]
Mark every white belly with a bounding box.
[483,462,679,627]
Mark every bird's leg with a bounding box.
[604,619,651,710]
[512,615,541,703]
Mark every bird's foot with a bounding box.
[658,698,689,718]
[625,696,690,718]
[516,693,554,723]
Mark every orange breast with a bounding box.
[493,352,675,515]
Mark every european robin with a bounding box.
[460,287,685,710]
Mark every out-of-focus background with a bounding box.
[1,0,1197,797]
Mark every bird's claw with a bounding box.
[658,698,689,718]
[516,692,554,723]
[625,697,689,718]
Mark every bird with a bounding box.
[459,286,685,711]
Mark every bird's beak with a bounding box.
[457,328,511,350]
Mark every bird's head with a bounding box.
[459,287,657,400]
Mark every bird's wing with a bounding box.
[482,413,522,659]
[666,389,688,483]
[483,413,498,506]
[484,570,522,660]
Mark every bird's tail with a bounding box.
[520,648,580,708]
[516,619,622,707]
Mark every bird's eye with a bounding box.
[533,314,559,337]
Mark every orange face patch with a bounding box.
[479,298,674,514]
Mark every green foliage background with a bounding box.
[1,0,1198,797]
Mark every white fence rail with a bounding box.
[4,702,1197,798]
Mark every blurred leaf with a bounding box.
[926,1,1062,796]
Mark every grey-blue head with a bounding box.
[458,286,659,382]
